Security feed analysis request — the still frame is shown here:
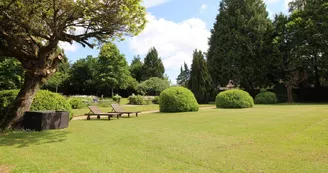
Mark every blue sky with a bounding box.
[60,0,292,84]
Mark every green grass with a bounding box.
[1,105,328,172]
[73,103,215,117]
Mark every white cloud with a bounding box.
[265,0,281,4]
[143,0,172,8]
[200,4,208,11]
[129,13,210,82]
[59,41,78,52]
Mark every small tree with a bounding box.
[129,55,144,82]
[176,62,190,87]
[0,0,146,129]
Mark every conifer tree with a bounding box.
[142,47,165,80]
[189,50,212,104]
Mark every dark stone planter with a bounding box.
[23,111,69,131]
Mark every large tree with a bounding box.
[142,47,165,80]
[0,0,146,129]
[207,0,273,92]
[66,55,98,95]
[97,42,131,97]
[188,50,212,104]
[129,55,144,82]
[288,0,328,88]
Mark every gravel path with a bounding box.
[72,106,216,120]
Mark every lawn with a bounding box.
[72,103,215,117]
[1,105,328,173]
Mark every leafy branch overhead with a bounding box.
[0,0,146,63]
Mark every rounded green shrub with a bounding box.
[216,89,254,108]
[255,89,278,104]
[128,94,146,105]
[69,98,84,109]
[159,87,199,113]
[0,90,73,120]
[152,96,160,104]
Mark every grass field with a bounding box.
[1,105,328,172]
[72,103,215,117]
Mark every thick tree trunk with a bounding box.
[0,72,42,129]
[287,86,293,103]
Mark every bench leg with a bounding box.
[97,115,100,119]
[108,115,111,120]
[117,114,120,119]
[87,115,90,120]
[136,113,138,117]
[128,113,130,118]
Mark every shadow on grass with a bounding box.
[0,130,69,148]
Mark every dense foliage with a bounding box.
[0,57,24,90]
[69,98,84,109]
[97,42,131,97]
[129,56,144,82]
[0,0,147,129]
[128,94,147,105]
[207,0,273,91]
[159,87,199,113]
[255,89,278,104]
[137,77,170,96]
[142,47,165,80]
[152,96,160,104]
[0,90,73,122]
[176,62,190,87]
[216,89,254,109]
[188,50,213,104]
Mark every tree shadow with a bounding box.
[0,130,69,148]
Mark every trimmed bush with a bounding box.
[255,89,278,104]
[216,89,254,108]
[128,94,146,105]
[159,87,199,113]
[152,96,160,104]
[0,90,73,120]
[69,98,84,109]
[112,94,122,104]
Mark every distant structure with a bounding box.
[219,80,235,91]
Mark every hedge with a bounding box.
[216,89,254,108]
[159,87,199,113]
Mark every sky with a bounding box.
[60,0,293,84]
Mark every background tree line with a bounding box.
[0,45,169,97]
[177,0,328,103]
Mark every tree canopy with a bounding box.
[142,47,165,80]
[207,0,273,91]
[0,0,147,129]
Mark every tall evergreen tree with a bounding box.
[207,0,273,91]
[142,47,165,80]
[189,50,212,104]
[176,62,190,87]
[129,55,144,82]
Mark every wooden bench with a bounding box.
[85,106,122,120]
[111,104,141,118]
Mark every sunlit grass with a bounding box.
[1,104,327,172]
